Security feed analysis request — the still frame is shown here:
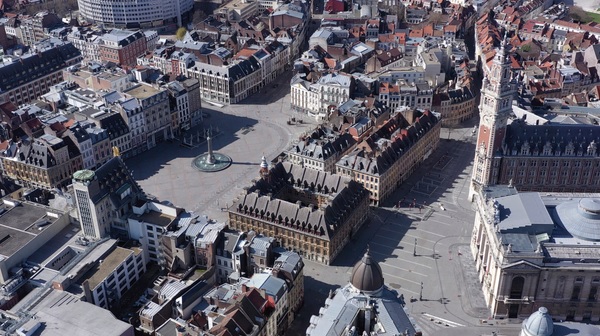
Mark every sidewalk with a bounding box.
[406,238,493,331]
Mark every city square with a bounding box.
[126,71,317,222]
[127,85,524,335]
[2,0,600,332]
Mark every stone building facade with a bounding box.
[2,134,82,190]
[336,109,441,205]
[432,86,476,126]
[470,36,600,196]
[228,160,370,264]
[471,185,600,321]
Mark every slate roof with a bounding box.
[232,162,369,241]
[77,108,131,141]
[502,119,600,157]
[87,156,141,205]
[306,285,418,336]
[337,110,439,176]
[102,29,145,47]
[0,42,80,92]
[229,57,261,82]
[495,192,554,234]
[286,129,356,161]
[179,281,208,310]
[273,251,303,281]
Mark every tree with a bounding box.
[175,27,187,41]
[569,6,592,23]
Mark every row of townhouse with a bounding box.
[0,73,202,190]
[281,107,441,206]
[0,39,82,107]
[335,109,441,205]
[0,11,62,47]
[0,99,116,190]
[67,27,155,67]
[185,41,290,105]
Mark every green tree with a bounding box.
[175,27,187,40]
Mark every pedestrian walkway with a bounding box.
[410,312,461,336]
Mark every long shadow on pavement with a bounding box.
[331,208,417,268]
[285,275,338,336]
[125,109,258,181]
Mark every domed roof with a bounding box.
[555,198,600,241]
[350,247,384,293]
[522,307,554,336]
[260,156,268,169]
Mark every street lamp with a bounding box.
[413,238,417,257]
[419,282,423,301]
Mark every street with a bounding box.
[126,77,522,335]
[287,121,521,336]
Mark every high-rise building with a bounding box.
[77,0,193,28]
[72,157,143,239]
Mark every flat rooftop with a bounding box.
[132,210,177,227]
[0,226,35,258]
[124,84,160,99]
[221,0,256,9]
[0,202,64,258]
[80,246,132,290]
[0,202,49,231]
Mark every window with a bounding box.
[589,286,598,302]
[572,285,582,301]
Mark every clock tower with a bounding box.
[469,35,515,201]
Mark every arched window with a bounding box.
[510,276,525,299]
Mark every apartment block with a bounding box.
[80,245,146,309]
[0,41,81,106]
[123,83,172,148]
[1,134,82,190]
[336,109,441,205]
[99,30,148,67]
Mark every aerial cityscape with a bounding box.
[0,0,600,334]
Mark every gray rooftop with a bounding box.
[495,193,554,234]
[306,284,418,336]
[30,299,132,335]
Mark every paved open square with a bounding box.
[126,82,522,335]
[287,123,521,336]
[126,72,316,222]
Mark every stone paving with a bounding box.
[288,122,525,336]
[126,70,316,222]
[125,80,524,335]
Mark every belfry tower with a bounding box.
[469,34,515,201]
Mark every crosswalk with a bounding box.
[410,312,463,335]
